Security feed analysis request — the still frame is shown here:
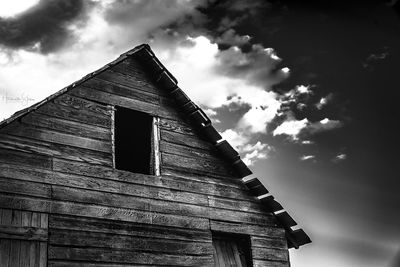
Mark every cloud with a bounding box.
[300,155,316,161]
[215,44,288,88]
[273,118,309,140]
[308,118,343,134]
[0,0,94,53]
[316,93,333,110]
[221,129,272,166]
[333,153,347,163]
[279,84,313,112]
[296,85,312,94]
[0,0,40,17]
[215,29,251,46]
[273,117,342,140]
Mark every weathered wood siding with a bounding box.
[0,57,289,266]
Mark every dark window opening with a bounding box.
[212,232,253,267]
[115,106,153,174]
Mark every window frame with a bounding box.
[111,106,160,176]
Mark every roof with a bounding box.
[0,44,311,248]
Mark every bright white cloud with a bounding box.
[221,129,272,166]
[0,0,39,18]
[273,116,342,141]
[300,155,316,161]
[296,85,312,94]
[273,118,309,140]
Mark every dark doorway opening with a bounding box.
[114,106,153,174]
[212,232,253,267]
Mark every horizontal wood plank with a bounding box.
[253,260,290,267]
[161,168,243,188]
[0,148,52,169]
[161,129,214,151]
[0,163,209,206]
[0,177,51,199]
[158,118,195,136]
[48,260,163,267]
[50,186,273,225]
[37,101,111,128]
[49,246,214,266]
[210,220,284,238]
[2,123,111,153]
[52,159,256,203]
[0,133,112,166]
[160,140,220,161]
[96,68,161,96]
[49,215,211,242]
[70,86,179,120]
[22,112,111,141]
[50,229,213,255]
[251,236,288,249]
[49,214,211,242]
[162,152,235,177]
[0,194,209,230]
[54,94,111,116]
[252,247,289,261]
[84,77,160,105]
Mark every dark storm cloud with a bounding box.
[0,0,93,53]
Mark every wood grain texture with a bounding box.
[0,163,209,206]
[96,68,161,96]
[0,226,48,241]
[158,118,195,136]
[252,247,289,262]
[2,122,111,153]
[53,94,111,116]
[253,260,290,267]
[84,77,160,105]
[52,159,256,203]
[37,101,111,128]
[162,152,235,177]
[0,148,52,169]
[0,209,48,267]
[210,220,284,238]
[0,134,112,166]
[49,215,211,242]
[70,86,178,120]
[22,112,111,141]
[0,195,209,230]
[48,261,164,267]
[160,129,214,151]
[251,237,288,249]
[49,229,213,255]
[160,140,220,162]
[49,246,214,266]
[49,186,273,225]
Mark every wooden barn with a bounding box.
[0,44,310,267]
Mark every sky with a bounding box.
[0,1,399,266]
